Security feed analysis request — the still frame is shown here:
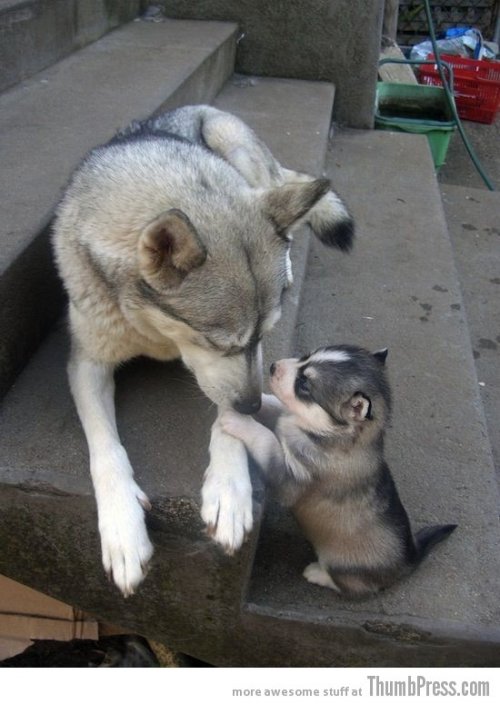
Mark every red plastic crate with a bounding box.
[418,54,500,124]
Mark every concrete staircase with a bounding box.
[0,3,499,666]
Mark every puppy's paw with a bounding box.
[303,562,340,591]
[98,478,154,597]
[201,456,253,555]
[219,409,256,441]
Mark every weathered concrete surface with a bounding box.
[0,485,264,662]
[441,185,500,479]
[154,0,384,128]
[245,130,500,665]
[0,18,237,396]
[0,0,142,92]
[0,78,339,665]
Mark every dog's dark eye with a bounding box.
[294,374,310,398]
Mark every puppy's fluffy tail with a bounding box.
[415,523,457,562]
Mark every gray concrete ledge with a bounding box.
[441,184,500,480]
[0,0,142,92]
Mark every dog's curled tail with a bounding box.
[306,189,355,252]
[415,523,457,562]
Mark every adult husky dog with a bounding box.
[52,105,353,596]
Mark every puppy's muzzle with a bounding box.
[232,396,262,415]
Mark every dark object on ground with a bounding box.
[0,634,211,667]
[0,635,159,667]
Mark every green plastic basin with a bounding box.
[375,82,456,169]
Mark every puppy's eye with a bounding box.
[294,374,310,397]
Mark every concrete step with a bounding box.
[440,184,500,478]
[244,130,500,666]
[0,77,336,665]
[0,17,237,396]
[0,0,142,93]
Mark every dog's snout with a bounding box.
[270,362,276,376]
[233,397,262,415]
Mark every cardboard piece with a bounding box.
[0,574,99,661]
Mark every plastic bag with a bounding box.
[410,28,494,62]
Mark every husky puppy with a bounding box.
[221,345,457,599]
[52,105,354,596]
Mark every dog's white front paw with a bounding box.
[201,431,253,554]
[201,468,253,554]
[97,477,154,597]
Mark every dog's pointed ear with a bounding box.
[373,348,388,366]
[263,179,331,235]
[348,393,372,422]
[138,209,207,289]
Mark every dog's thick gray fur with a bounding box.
[52,105,354,596]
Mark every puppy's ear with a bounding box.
[138,209,207,289]
[263,179,331,235]
[373,348,388,365]
[348,393,372,422]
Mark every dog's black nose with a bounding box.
[270,362,276,376]
[233,397,262,415]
